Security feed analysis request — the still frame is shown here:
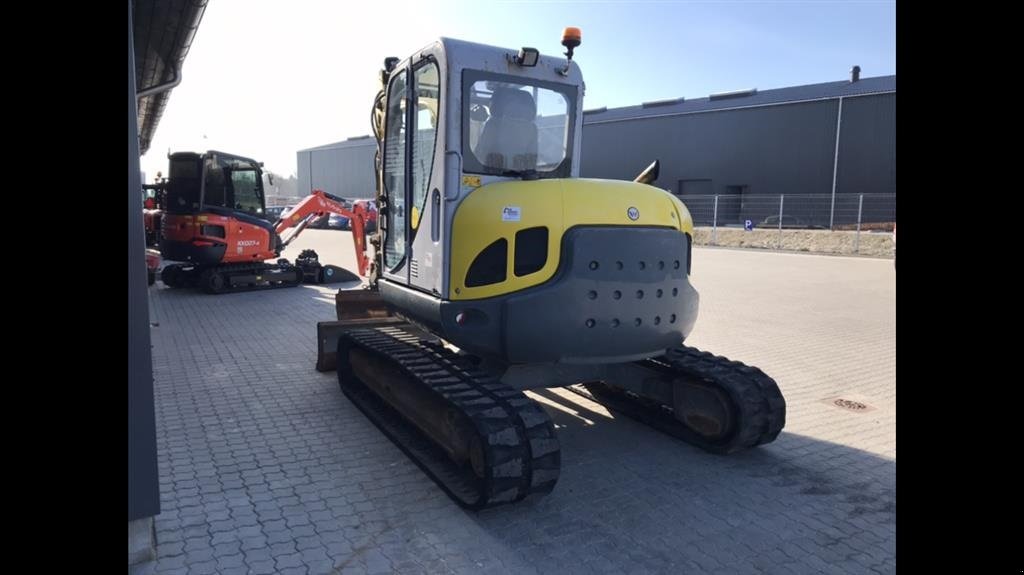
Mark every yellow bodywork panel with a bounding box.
[450,178,694,300]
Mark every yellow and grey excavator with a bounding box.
[317,29,785,509]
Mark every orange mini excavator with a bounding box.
[158,150,372,294]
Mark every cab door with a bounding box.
[406,58,443,294]
[380,67,410,284]
[381,57,444,293]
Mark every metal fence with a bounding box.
[681,193,896,253]
[266,195,307,208]
[268,191,895,253]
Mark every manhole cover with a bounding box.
[825,397,875,412]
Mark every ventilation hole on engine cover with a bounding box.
[636,290,644,299]
[613,290,622,300]
[514,226,548,276]
[672,287,679,296]
[587,290,597,300]
[616,261,623,270]
[654,316,661,325]
[589,261,599,270]
[465,238,507,287]
[634,318,642,326]
[658,261,665,270]
[585,319,595,328]
[639,261,646,270]
[656,289,663,298]
[670,314,677,323]
[201,225,226,238]
[611,319,620,327]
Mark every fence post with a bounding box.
[777,194,785,250]
[830,97,844,230]
[712,195,719,246]
[854,193,864,254]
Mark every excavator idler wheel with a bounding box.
[661,346,785,454]
[468,434,487,479]
[201,269,226,294]
[673,380,734,441]
[161,265,183,288]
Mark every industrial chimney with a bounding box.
[850,65,861,83]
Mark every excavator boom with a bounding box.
[274,189,371,277]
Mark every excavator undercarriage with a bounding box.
[317,289,785,510]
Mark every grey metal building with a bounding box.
[297,72,895,228]
[582,72,896,227]
[296,137,378,200]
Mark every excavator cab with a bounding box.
[164,152,266,218]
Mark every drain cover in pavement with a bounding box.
[825,397,875,413]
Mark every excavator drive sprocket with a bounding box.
[572,345,785,454]
[336,326,561,510]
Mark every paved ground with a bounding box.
[133,230,895,575]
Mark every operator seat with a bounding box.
[475,88,538,171]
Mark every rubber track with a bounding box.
[336,327,560,510]
[161,262,302,294]
[569,345,786,454]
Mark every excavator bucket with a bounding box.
[316,265,360,284]
[294,249,361,284]
[315,289,401,372]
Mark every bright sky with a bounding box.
[139,0,895,180]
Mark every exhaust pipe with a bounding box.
[633,160,660,185]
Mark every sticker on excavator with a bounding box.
[502,206,521,222]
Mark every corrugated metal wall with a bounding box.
[837,93,896,195]
[582,92,895,226]
[297,140,377,199]
[585,100,839,193]
[836,93,896,223]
